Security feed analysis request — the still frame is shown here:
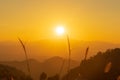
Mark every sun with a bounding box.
[55,26,65,35]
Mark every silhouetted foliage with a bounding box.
[40,72,47,80]
[0,64,32,80]
[62,48,120,80]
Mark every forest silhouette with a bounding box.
[62,48,120,80]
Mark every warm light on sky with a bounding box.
[0,0,120,43]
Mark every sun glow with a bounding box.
[55,26,65,35]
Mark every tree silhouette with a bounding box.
[40,72,47,80]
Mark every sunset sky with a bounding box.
[0,0,120,43]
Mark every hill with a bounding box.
[0,64,32,80]
[62,48,120,80]
[0,56,79,80]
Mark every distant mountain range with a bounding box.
[0,40,120,80]
[0,56,80,80]
[0,40,120,61]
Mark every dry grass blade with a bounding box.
[84,47,89,61]
[18,37,31,76]
[66,35,71,80]
[18,38,26,53]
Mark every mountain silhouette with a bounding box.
[0,56,79,80]
[62,48,120,80]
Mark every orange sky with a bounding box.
[0,0,120,43]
